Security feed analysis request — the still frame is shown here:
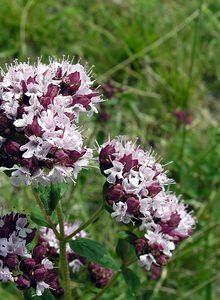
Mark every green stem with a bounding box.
[91,271,121,300]
[179,0,203,168]
[65,204,104,241]
[56,203,72,300]
[32,186,60,238]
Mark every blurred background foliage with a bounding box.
[0,0,220,299]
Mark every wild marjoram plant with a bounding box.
[0,58,195,299]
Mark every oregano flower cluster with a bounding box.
[0,58,196,299]
[0,59,102,186]
[99,137,195,274]
[0,212,63,297]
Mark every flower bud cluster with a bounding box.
[0,58,102,186]
[99,137,195,275]
[0,212,62,297]
[88,262,113,288]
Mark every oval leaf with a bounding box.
[35,183,68,215]
[122,266,140,294]
[69,238,119,271]
[116,239,136,264]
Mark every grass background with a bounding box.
[0,0,220,299]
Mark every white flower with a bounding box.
[42,258,53,270]
[16,217,32,238]
[139,198,152,216]
[11,168,32,186]
[0,261,14,282]
[145,229,175,257]
[138,254,157,271]
[36,281,50,296]
[20,136,51,159]
[104,161,124,184]
[111,201,132,224]
[69,259,83,273]
[0,238,9,257]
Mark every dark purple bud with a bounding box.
[55,149,69,161]
[61,72,81,95]
[49,246,59,257]
[150,265,161,280]
[69,148,87,163]
[168,213,181,228]
[25,118,42,137]
[32,245,47,261]
[27,76,37,85]
[17,104,26,118]
[44,271,58,284]
[126,197,140,214]
[55,67,62,79]
[99,144,115,161]
[21,258,36,273]
[99,144,116,172]
[135,237,148,255]
[49,279,59,291]
[3,141,20,157]
[0,112,8,132]
[72,95,90,108]
[16,275,31,290]
[148,182,162,197]
[63,71,80,86]
[26,228,36,244]
[21,80,27,93]
[159,213,181,234]
[34,268,48,281]
[157,255,168,266]
[119,154,138,172]
[107,184,124,202]
[89,262,113,288]
[46,84,59,97]
[4,254,19,270]
[20,157,39,173]
[174,111,192,126]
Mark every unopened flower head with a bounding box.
[99,137,195,275]
[0,58,102,186]
[89,262,114,288]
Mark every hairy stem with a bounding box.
[56,203,72,300]
[91,271,121,300]
[32,187,59,238]
[65,204,104,241]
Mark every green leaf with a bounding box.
[69,238,119,271]
[35,182,68,215]
[96,130,105,145]
[116,239,136,264]
[122,266,140,295]
[30,207,57,228]
[24,288,55,300]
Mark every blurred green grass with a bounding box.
[0,0,220,299]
